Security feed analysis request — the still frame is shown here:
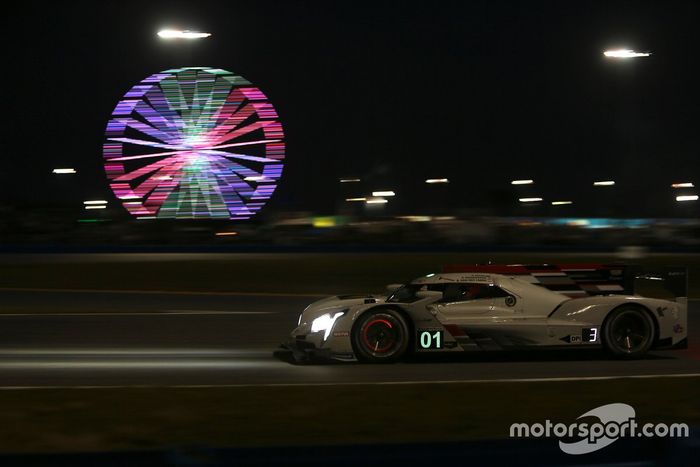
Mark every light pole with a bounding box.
[157,28,211,64]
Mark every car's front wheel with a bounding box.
[352,308,409,363]
[602,306,655,358]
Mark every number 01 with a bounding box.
[419,331,442,349]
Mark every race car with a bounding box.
[277,264,688,363]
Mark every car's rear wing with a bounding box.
[442,263,687,300]
[633,266,688,302]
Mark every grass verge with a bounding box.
[1,377,698,453]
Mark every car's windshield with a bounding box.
[387,284,444,303]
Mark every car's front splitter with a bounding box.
[273,339,355,364]
[273,340,333,364]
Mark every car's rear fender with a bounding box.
[549,295,686,347]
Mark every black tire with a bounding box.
[352,308,410,363]
[602,306,655,359]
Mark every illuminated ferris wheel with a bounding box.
[103,67,285,219]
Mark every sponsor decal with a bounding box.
[560,328,597,344]
[457,274,493,283]
[332,331,349,337]
[437,276,457,282]
[510,403,689,455]
[560,334,582,344]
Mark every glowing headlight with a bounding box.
[310,311,346,340]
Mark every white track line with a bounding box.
[0,310,278,317]
[162,310,276,315]
[0,348,271,356]
[1,373,699,390]
[0,288,697,300]
[0,287,324,298]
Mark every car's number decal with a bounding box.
[582,327,598,342]
[417,330,444,349]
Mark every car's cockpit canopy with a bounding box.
[387,282,510,304]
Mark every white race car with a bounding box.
[277,264,688,363]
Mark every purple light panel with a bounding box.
[103,67,285,219]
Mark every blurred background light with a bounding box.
[52,168,76,174]
[157,29,211,39]
[398,215,432,222]
[519,197,542,203]
[312,217,337,228]
[604,49,651,58]
[671,182,694,188]
[593,180,616,186]
[83,200,108,205]
[372,191,395,197]
[425,178,449,184]
[511,179,534,185]
[345,197,366,202]
[551,201,573,205]
[366,197,388,204]
[676,195,698,202]
[339,178,361,183]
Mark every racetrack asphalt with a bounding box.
[0,289,698,387]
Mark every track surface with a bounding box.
[0,289,698,387]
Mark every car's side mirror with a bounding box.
[386,284,404,293]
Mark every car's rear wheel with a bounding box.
[602,306,655,358]
[352,308,409,363]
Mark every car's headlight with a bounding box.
[310,310,347,340]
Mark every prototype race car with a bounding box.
[277,264,688,363]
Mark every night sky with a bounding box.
[2,0,699,218]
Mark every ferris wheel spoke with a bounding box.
[144,90,187,130]
[141,177,180,208]
[193,79,235,130]
[209,159,258,193]
[107,137,188,151]
[206,138,281,151]
[145,179,188,215]
[109,139,281,163]
[210,89,247,125]
[134,100,184,134]
[200,149,281,164]
[187,74,217,125]
[211,120,276,146]
[209,101,257,138]
[113,155,183,183]
[133,161,186,198]
[112,118,183,146]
